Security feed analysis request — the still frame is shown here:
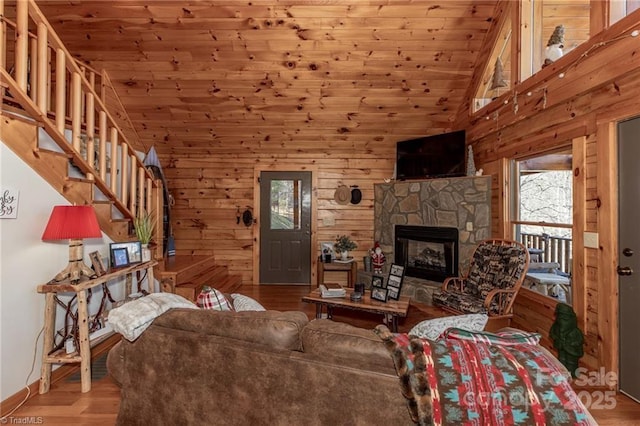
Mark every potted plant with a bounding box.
[334,235,357,260]
[134,211,156,261]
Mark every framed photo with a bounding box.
[390,264,405,277]
[387,263,405,300]
[371,286,388,302]
[111,247,129,268]
[320,241,335,262]
[89,251,107,276]
[371,274,386,289]
[110,241,142,265]
[387,286,400,300]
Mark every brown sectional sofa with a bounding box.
[107,309,413,425]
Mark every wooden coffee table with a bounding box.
[302,288,410,332]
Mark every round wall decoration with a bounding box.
[350,186,362,205]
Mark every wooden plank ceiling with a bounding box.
[38,1,498,156]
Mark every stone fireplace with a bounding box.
[373,176,491,304]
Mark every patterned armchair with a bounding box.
[432,239,530,318]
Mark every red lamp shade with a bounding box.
[42,205,102,241]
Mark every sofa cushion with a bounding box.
[432,291,489,314]
[409,313,488,339]
[153,308,308,351]
[301,319,395,374]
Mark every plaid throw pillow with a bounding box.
[196,286,233,311]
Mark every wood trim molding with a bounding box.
[252,163,319,285]
[572,136,587,332]
[595,121,619,377]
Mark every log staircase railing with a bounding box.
[1,0,163,255]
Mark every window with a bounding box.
[269,179,301,230]
[610,1,640,26]
[521,0,591,80]
[472,4,513,112]
[512,149,573,304]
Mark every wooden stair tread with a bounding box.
[180,265,228,284]
[158,255,218,283]
[174,274,242,302]
[157,255,241,302]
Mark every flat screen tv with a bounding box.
[396,130,466,180]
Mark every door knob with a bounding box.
[623,248,634,257]
[617,266,633,276]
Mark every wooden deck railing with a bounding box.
[1,0,163,252]
[520,232,572,274]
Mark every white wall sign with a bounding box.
[0,188,19,218]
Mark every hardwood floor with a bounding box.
[3,285,638,425]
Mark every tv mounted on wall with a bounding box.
[396,130,466,180]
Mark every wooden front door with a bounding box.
[618,116,640,402]
[259,171,312,284]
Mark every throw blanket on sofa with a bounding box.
[375,326,595,426]
[109,293,198,341]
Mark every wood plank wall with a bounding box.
[161,150,396,284]
[457,9,640,374]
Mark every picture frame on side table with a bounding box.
[386,263,405,301]
[320,241,335,262]
[110,241,142,265]
[111,247,130,268]
[371,286,388,302]
[89,251,107,276]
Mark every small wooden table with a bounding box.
[302,288,410,332]
[317,260,357,288]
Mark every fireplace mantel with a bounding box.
[373,176,491,304]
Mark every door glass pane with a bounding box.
[270,180,301,230]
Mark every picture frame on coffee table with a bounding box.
[386,263,404,300]
[371,286,388,302]
[371,274,385,289]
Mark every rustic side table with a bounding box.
[36,260,156,393]
[317,260,357,288]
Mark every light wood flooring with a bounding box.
[3,285,639,425]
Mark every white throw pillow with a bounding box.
[409,313,488,340]
[231,293,266,312]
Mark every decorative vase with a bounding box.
[341,251,349,260]
[141,244,151,262]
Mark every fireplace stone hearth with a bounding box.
[373,176,491,305]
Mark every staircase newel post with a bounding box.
[71,71,82,152]
[120,144,129,207]
[29,36,37,101]
[55,48,65,133]
[15,0,28,91]
[109,128,118,192]
[98,111,108,181]
[1,0,6,76]
[86,90,95,180]
[37,22,48,111]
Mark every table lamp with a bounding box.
[42,205,102,283]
